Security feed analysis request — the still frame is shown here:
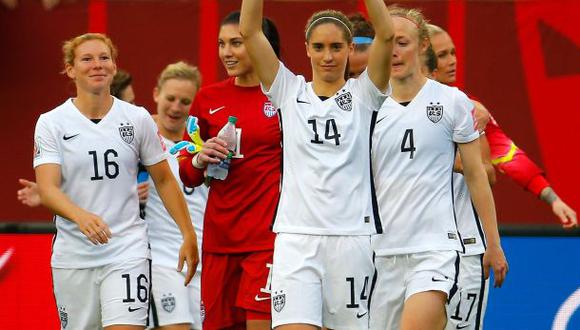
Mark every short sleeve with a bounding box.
[138,109,168,166]
[33,114,61,168]
[261,62,299,109]
[351,69,391,111]
[453,90,479,143]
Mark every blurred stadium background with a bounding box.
[0,0,578,329]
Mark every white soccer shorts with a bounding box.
[148,265,201,329]
[369,250,459,329]
[271,233,375,329]
[52,258,150,329]
[445,254,489,330]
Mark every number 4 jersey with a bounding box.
[33,98,167,268]
[372,79,479,255]
[264,63,390,235]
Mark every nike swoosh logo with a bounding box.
[0,247,15,272]
[209,106,225,115]
[63,134,80,141]
[376,116,387,124]
[432,276,448,282]
[356,311,367,319]
[456,324,470,329]
[254,294,271,301]
[297,99,310,104]
[128,306,142,312]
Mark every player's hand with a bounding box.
[17,178,42,207]
[197,137,229,166]
[75,211,112,245]
[552,199,577,229]
[473,100,491,133]
[177,236,199,286]
[483,244,508,288]
[137,182,149,204]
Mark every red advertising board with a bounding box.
[0,234,59,329]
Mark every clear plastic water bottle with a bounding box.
[207,116,237,180]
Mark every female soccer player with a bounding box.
[426,24,576,330]
[18,69,139,207]
[428,24,577,229]
[369,7,507,330]
[178,12,281,330]
[239,0,393,328]
[33,33,198,330]
[146,62,207,330]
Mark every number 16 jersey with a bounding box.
[264,63,390,235]
[33,98,167,269]
[372,79,478,255]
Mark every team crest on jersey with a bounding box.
[161,293,176,313]
[118,123,134,144]
[272,290,286,312]
[58,306,68,328]
[335,91,353,111]
[263,101,277,118]
[426,102,443,123]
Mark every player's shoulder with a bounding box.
[113,97,152,120]
[427,80,471,105]
[37,99,78,130]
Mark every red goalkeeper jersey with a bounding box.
[179,78,280,253]
[485,114,549,196]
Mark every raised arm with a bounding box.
[147,160,199,285]
[239,0,279,90]
[365,0,394,92]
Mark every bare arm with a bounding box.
[365,0,394,92]
[539,187,577,228]
[452,136,495,186]
[35,164,111,245]
[239,0,279,90]
[480,135,496,186]
[147,160,199,285]
[458,140,508,288]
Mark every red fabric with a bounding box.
[179,78,280,253]
[201,251,273,327]
[485,115,549,197]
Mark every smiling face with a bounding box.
[65,39,117,94]
[306,23,353,85]
[430,31,457,85]
[218,23,254,78]
[154,78,197,140]
[390,16,426,81]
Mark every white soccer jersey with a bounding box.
[372,79,478,255]
[264,63,389,235]
[33,97,167,268]
[453,172,486,256]
[146,137,207,272]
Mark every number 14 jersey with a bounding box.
[372,79,478,255]
[264,63,390,235]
